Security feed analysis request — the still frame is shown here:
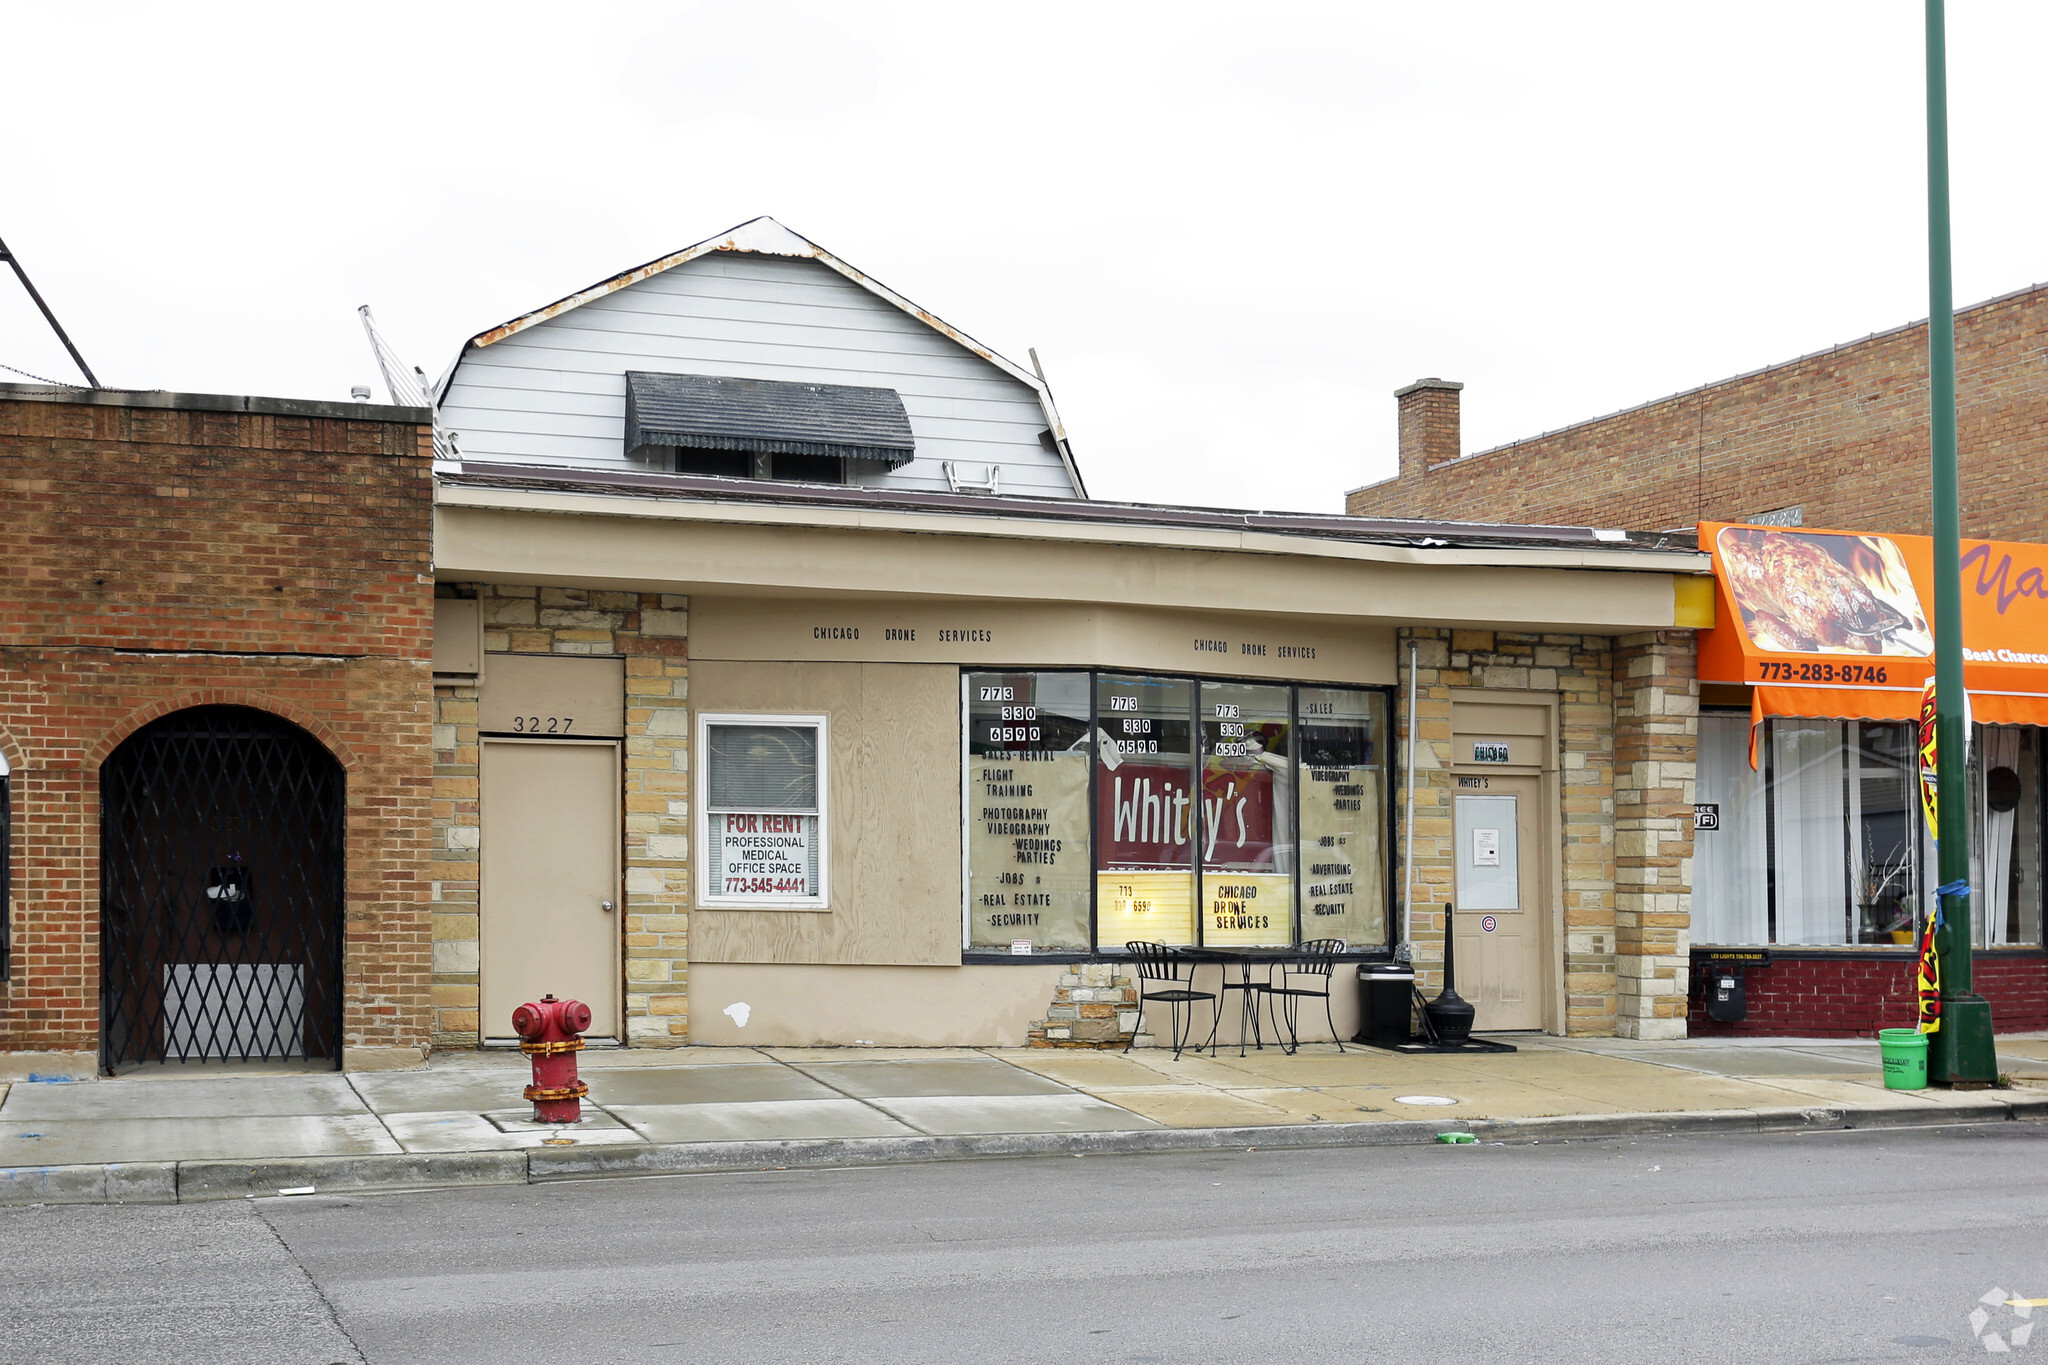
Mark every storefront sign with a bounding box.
[1698,522,2048,727]
[708,812,818,900]
[1472,742,1510,763]
[964,673,1093,950]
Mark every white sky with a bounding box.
[4,2,2044,514]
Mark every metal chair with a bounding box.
[1267,938,1348,1054]
[1124,942,1217,1060]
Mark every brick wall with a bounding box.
[1688,950,2048,1037]
[1347,284,2048,539]
[431,583,692,1047]
[0,390,435,1063]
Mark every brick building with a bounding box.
[1345,282,2048,539]
[0,384,436,1074]
[1345,286,2048,1040]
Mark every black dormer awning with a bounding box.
[624,371,915,466]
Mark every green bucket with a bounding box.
[1878,1027,1929,1090]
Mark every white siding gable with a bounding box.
[440,252,1078,498]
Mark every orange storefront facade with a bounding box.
[1691,522,2048,1035]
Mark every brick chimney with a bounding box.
[1395,378,1463,482]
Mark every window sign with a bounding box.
[700,715,827,907]
[964,672,1092,951]
[1199,681,1293,946]
[1095,675,1198,948]
[1295,687,1390,950]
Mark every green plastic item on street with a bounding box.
[1878,1027,1929,1090]
[1437,1132,1476,1144]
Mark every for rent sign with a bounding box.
[709,812,819,900]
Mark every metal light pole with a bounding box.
[1924,0,1997,1086]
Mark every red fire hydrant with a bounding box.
[513,994,591,1123]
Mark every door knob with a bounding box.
[600,900,615,913]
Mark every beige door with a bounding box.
[1451,776,1545,1031]
[480,739,621,1041]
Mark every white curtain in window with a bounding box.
[1981,725,2021,945]
[1695,714,1769,944]
[1772,721,1849,945]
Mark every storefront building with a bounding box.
[431,474,1709,1048]
[1691,521,2048,1035]
[0,384,437,1076]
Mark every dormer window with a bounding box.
[625,371,914,485]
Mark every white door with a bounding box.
[1452,784,1543,1030]
[480,739,621,1041]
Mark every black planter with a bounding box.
[1424,904,1476,1045]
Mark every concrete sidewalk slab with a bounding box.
[348,1071,532,1115]
[1224,1086,1423,1124]
[0,1075,365,1119]
[0,1114,400,1166]
[382,1110,643,1153]
[1080,1086,1298,1127]
[608,1098,915,1143]
[794,1057,1073,1098]
[866,1092,1160,1135]
[997,1051,1188,1089]
[587,1064,839,1105]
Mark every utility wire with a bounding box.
[1,360,68,385]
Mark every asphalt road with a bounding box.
[4,1123,2047,1364]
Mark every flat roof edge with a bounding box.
[0,381,430,425]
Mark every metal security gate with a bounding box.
[101,706,345,1069]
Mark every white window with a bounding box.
[697,713,828,909]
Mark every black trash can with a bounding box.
[1355,964,1416,1048]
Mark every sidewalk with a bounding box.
[4,1034,2046,1206]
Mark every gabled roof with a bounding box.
[441,216,1085,494]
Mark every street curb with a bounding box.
[0,1098,2040,1206]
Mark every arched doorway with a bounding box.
[100,706,345,1069]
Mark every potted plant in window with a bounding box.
[1856,833,1915,945]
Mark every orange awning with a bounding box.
[1699,522,2048,751]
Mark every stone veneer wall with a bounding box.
[1610,632,1697,1040]
[430,584,692,1048]
[1396,627,1697,1038]
[1026,964,1142,1048]
[1398,628,1619,1035]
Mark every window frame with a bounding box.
[958,669,1396,960]
[696,711,831,911]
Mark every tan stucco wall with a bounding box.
[687,963,1064,1046]
[688,661,963,967]
[435,501,1691,634]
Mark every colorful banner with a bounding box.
[1699,522,2048,731]
[1916,907,1943,1035]
[1918,677,1940,842]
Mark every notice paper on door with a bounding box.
[1472,828,1501,867]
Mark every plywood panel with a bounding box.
[479,654,626,738]
[690,662,962,966]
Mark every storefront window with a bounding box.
[959,672,1394,955]
[1973,726,2043,948]
[963,672,1092,951]
[1296,687,1390,950]
[1199,681,1294,946]
[1696,714,1922,946]
[1694,712,1768,944]
[1094,675,1198,948]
